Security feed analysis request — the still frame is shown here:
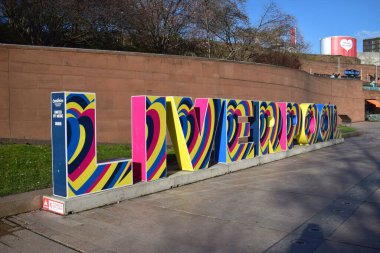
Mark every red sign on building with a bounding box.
[321,36,357,57]
[331,36,357,57]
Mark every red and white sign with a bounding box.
[42,197,65,215]
[320,36,357,57]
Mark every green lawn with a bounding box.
[0,144,133,197]
[338,125,357,134]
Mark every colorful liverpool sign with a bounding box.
[51,92,341,198]
[51,92,132,198]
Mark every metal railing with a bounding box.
[363,85,380,91]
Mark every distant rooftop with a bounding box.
[364,37,380,41]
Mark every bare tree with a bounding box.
[118,0,195,54]
[0,0,126,49]
[0,0,309,68]
[250,1,309,52]
[190,0,248,59]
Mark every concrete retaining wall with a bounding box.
[364,89,380,101]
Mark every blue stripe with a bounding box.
[70,164,106,195]
[104,163,127,189]
[67,117,80,160]
[147,140,166,179]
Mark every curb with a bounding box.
[342,131,361,139]
[43,138,344,216]
[0,188,52,218]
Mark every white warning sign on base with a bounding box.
[42,197,65,215]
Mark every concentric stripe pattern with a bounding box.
[286,102,301,149]
[175,97,223,170]
[260,101,282,154]
[298,104,319,145]
[332,105,341,138]
[226,99,255,162]
[146,96,167,180]
[309,104,320,144]
[317,104,331,142]
[66,93,132,197]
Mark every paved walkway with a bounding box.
[1,122,380,253]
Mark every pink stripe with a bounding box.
[86,164,111,193]
[193,106,212,167]
[188,111,200,153]
[68,108,81,116]
[69,108,96,181]
[263,109,272,146]
[69,144,95,181]
[194,99,209,132]
[278,102,287,150]
[132,96,147,181]
[261,129,270,148]
[234,143,245,160]
[82,108,95,120]
[247,101,252,116]
[147,109,160,158]
[309,111,316,134]
[148,154,166,181]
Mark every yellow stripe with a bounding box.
[115,163,132,187]
[227,99,256,161]
[185,121,192,141]
[68,157,97,190]
[68,187,75,197]
[150,160,167,181]
[68,124,86,164]
[147,100,166,170]
[67,102,84,114]
[193,102,216,170]
[91,163,118,192]
[297,103,312,145]
[166,97,193,171]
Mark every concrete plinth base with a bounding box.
[43,138,344,215]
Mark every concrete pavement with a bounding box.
[2,122,380,253]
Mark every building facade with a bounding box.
[363,37,380,52]
[357,52,380,65]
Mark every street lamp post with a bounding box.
[338,56,340,75]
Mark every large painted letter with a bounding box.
[316,104,331,142]
[286,102,301,149]
[260,101,287,154]
[329,105,341,139]
[225,99,259,162]
[51,92,132,198]
[297,103,318,145]
[166,97,226,171]
[132,96,166,182]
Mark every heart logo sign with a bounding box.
[340,39,353,52]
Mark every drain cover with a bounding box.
[292,239,307,245]
[343,201,352,206]
[308,227,321,232]
[333,208,344,213]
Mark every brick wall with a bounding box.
[0,44,367,144]
[364,90,380,100]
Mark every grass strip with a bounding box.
[0,144,132,197]
[338,125,357,134]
